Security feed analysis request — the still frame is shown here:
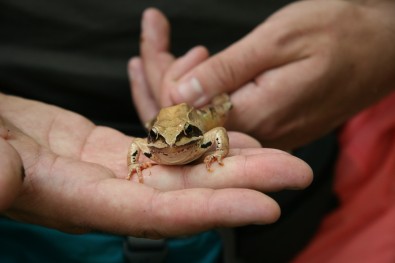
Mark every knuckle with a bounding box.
[208,56,239,89]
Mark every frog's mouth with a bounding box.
[150,141,202,165]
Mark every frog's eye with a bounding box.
[148,128,158,142]
[183,124,203,137]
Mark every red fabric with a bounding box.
[293,92,395,263]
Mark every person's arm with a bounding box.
[0,92,312,237]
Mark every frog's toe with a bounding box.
[127,163,153,183]
[204,154,225,171]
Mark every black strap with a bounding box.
[123,237,167,263]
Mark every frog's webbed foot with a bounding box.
[127,162,153,183]
[204,152,225,172]
[127,138,154,183]
[202,127,229,172]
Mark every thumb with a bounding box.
[170,12,308,107]
[170,36,266,107]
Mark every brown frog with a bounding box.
[127,94,232,183]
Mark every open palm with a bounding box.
[0,93,312,238]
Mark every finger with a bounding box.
[169,7,312,107]
[161,46,210,106]
[79,181,281,237]
[164,46,210,82]
[129,57,160,123]
[0,136,23,212]
[228,131,261,148]
[137,149,313,192]
[141,8,174,103]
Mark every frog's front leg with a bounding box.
[201,127,229,171]
[127,138,154,183]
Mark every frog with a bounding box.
[127,94,232,183]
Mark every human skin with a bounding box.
[0,93,312,238]
[0,124,23,211]
[130,0,395,150]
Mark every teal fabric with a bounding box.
[0,218,124,263]
[0,217,221,263]
[166,231,222,263]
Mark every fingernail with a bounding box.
[141,10,152,39]
[177,78,207,106]
[142,9,157,42]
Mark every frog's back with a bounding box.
[196,94,232,131]
[155,103,192,125]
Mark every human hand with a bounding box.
[0,93,312,238]
[0,123,23,211]
[129,8,211,123]
[131,1,395,149]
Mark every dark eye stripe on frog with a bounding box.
[183,124,203,137]
[147,129,157,143]
[174,124,203,143]
[147,129,166,143]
